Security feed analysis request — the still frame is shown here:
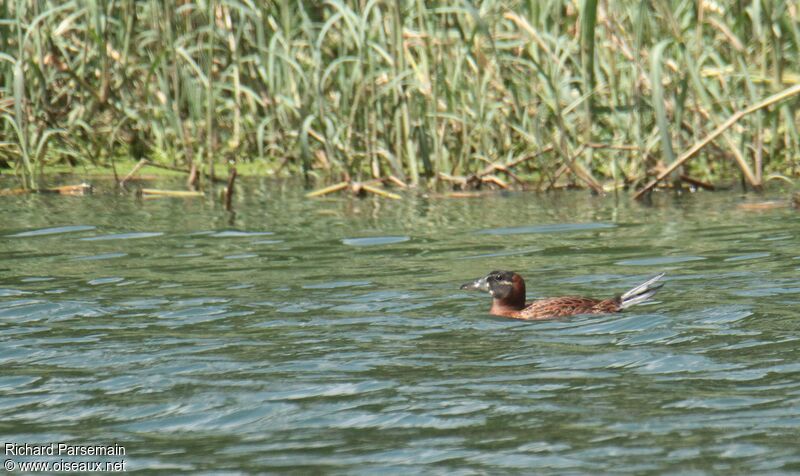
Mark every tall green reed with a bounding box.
[0,0,797,191]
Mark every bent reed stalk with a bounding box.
[0,1,798,193]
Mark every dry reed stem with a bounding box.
[634,83,800,200]
[359,183,401,200]
[119,158,148,187]
[224,167,237,212]
[140,189,204,197]
[305,181,350,198]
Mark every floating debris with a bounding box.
[737,200,789,211]
[140,189,204,198]
[0,183,92,196]
[0,188,29,196]
[306,180,401,200]
[46,183,93,195]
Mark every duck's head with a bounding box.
[460,270,526,310]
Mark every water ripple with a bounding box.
[210,231,274,238]
[7,225,96,237]
[342,236,410,246]
[80,232,163,241]
[1,190,799,472]
[477,222,616,235]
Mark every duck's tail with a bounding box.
[618,273,665,310]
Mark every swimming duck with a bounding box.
[460,271,665,320]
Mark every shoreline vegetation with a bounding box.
[1,1,799,200]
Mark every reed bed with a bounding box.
[1,0,799,195]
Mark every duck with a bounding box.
[460,271,665,320]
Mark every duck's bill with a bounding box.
[460,276,490,292]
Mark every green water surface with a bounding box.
[1,181,799,473]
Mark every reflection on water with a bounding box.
[1,181,800,473]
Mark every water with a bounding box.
[1,180,799,473]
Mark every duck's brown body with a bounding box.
[491,296,620,319]
[461,271,664,320]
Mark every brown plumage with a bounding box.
[461,270,665,320]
